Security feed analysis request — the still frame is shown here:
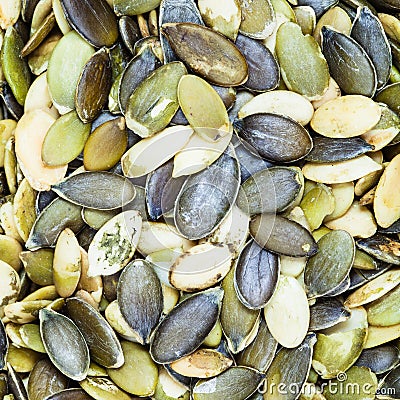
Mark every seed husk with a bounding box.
[174,149,240,240]
[350,6,391,90]
[250,214,318,257]
[7,361,29,399]
[45,388,93,400]
[312,307,368,378]
[118,16,140,54]
[47,30,94,113]
[0,320,7,369]
[150,287,224,363]
[234,240,279,309]
[234,113,313,163]
[60,0,118,47]
[309,297,351,331]
[276,21,330,101]
[305,230,355,299]
[122,125,192,178]
[355,344,400,374]
[52,171,136,210]
[79,376,131,400]
[161,22,248,87]
[39,308,90,381]
[356,234,400,265]
[75,48,112,123]
[367,284,400,326]
[264,275,310,348]
[321,26,377,97]
[87,210,142,276]
[125,61,186,137]
[264,334,316,400]
[117,259,163,344]
[238,90,314,126]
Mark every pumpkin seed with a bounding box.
[7,361,29,399]
[114,0,160,15]
[170,243,234,292]
[353,249,377,271]
[238,167,302,215]
[28,358,68,400]
[276,21,330,101]
[0,260,20,317]
[19,323,45,353]
[297,0,338,17]
[312,307,368,378]
[4,137,18,196]
[24,73,56,117]
[321,27,377,97]
[309,297,350,331]
[30,0,52,36]
[321,183,353,223]
[357,234,400,265]
[45,388,92,400]
[87,210,142,276]
[117,259,163,344]
[153,366,190,400]
[4,299,51,323]
[0,0,21,29]
[355,344,400,374]
[366,284,400,326]
[39,308,90,381]
[192,366,264,400]
[234,113,313,163]
[365,324,400,348]
[79,376,131,400]
[264,275,310,347]
[52,171,136,210]
[293,6,316,35]
[60,0,118,47]
[0,119,16,168]
[198,0,241,40]
[122,125,192,178]
[75,48,112,123]
[250,214,318,257]
[203,319,223,348]
[52,0,70,34]
[305,230,354,298]
[0,320,7,369]
[6,344,42,373]
[174,149,240,240]
[161,22,248,87]
[238,90,314,126]
[1,27,31,105]
[239,0,275,39]
[0,202,22,243]
[351,7,391,90]
[82,208,119,230]
[47,30,94,113]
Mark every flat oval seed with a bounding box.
[83,117,127,171]
[276,21,330,100]
[45,389,92,400]
[60,0,118,47]
[238,0,275,39]
[125,61,187,137]
[250,214,318,257]
[75,48,112,123]
[161,22,248,86]
[0,0,21,29]
[114,0,160,15]
[366,284,400,326]
[192,366,264,400]
[65,297,123,368]
[117,260,163,344]
[375,82,400,115]
[304,230,355,299]
[234,240,279,309]
[350,7,391,90]
[355,345,400,374]
[42,111,91,166]
[150,288,224,363]
[178,75,230,141]
[234,113,313,163]
[52,171,136,210]
[297,0,338,18]
[364,324,400,348]
[88,210,142,276]
[321,26,377,97]
[47,31,94,113]
[39,308,90,381]
[79,377,131,400]
[264,275,310,348]
[309,298,351,331]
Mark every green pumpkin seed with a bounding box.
[28,358,68,400]
[353,249,377,270]
[0,260,20,317]
[309,297,350,331]
[87,210,142,276]
[312,307,368,378]
[351,7,391,90]
[203,319,223,348]
[52,171,136,210]
[365,324,400,348]
[239,0,275,39]
[4,299,52,323]
[0,320,7,369]
[321,26,377,97]
[12,181,35,244]
[153,366,190,400]
[375,82,400,115]
[45,388,92,400]
[117,259,163,344]
[234,240,279,309]
[355,344,400,374]
[19,323,45,353]
[79,376,131,400]
[60,0,118,47]
[366,284,400,326]
[1,27,31,105]
[39,308,90,381]
[41,111,91,166]
[114,0,161,15]
[192,366,264,400]
[75,48,112,123]
[150,288,223,363]
[264,334,316,400]
[236,317,278,372]
[276,21,329,101]
[250,214,318,257]
[82,208,119,230]
[6,344,42,373]
[47,31,94,113]
[234,113,313,163]
[264,275,310,348]
[305,230,355,298]
[293,6,316,35]
[83,117,127,171]
[198,0,241,40]
[356,234,400,265]
[161,23,248,87]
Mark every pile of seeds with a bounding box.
[1,0,400,399]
